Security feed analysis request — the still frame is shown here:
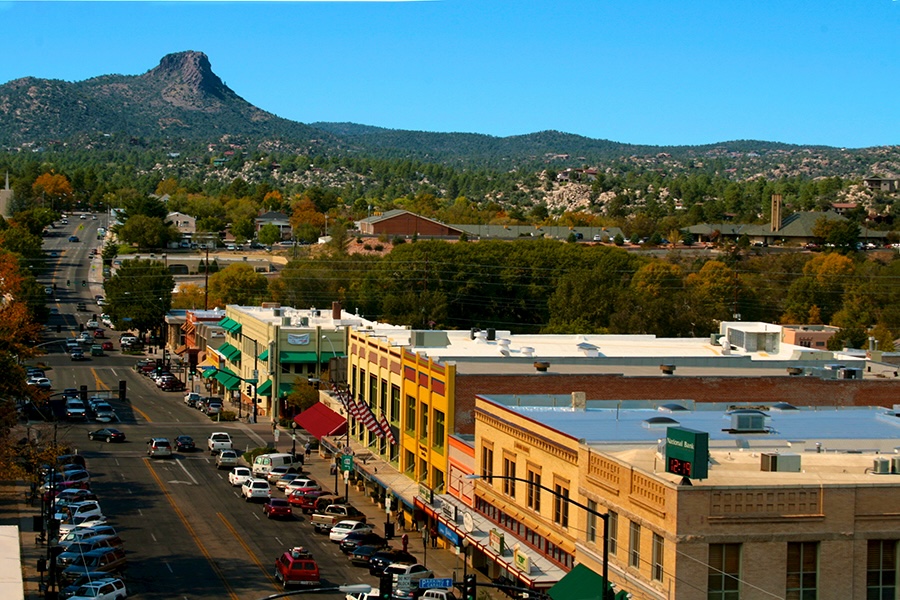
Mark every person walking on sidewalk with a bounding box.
[304,441,312,458]
[397,509,405,531]
[401,533,409,552]
[430,524,438,548]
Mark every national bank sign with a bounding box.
[665,426,709,480]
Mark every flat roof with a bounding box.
[482,397,900,486]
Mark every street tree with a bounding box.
[31,173,73,211]
[118,215,177,249]
[207,263,270,306]
[258,223,282,246]
[104,259,174,336]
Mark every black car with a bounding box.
[349,544,386,567]
[367,549,417,576]
[88,428,125,443]
[174,435,195,452]
[340,531,388,554]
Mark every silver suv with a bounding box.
[147,438,172,458]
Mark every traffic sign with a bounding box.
[341,454,354,472]
[396,574,412,588]
[419,578,454,589]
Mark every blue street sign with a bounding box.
[419,578,454,589]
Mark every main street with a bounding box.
[31,215,384,599]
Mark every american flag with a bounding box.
[378,413,396,445]
[357,401,382,436]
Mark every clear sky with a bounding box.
[1,0,898,149]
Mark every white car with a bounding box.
[329,520,373,542]
[241,478,271,502]
[228,467,253,487]
[283,478,320,495]
[86,320,99,329]
[384,563,434,589]
[59,514,108,536]
[68,577,126,600]
[27,377,52,388]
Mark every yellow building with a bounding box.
[464,395,900,599]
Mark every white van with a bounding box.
[252,453,302,478]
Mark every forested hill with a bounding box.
[1,51,899,178]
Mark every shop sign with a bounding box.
[437,522,460,546]
[513,546,531,573]
[418,483,434,505]
[489,528,505,555]
[441,500,457,522]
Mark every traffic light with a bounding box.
[56,324,62,333]
[66,279,70,286]
[463,574,477,600]
[81,280,86,287]
[379,574,392,600]
[246,384,252,396]
[155,358,163,375]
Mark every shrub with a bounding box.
[392,236,405,246]
[363,244,372,251]
[210,410,237,422]
[374,244,384,252]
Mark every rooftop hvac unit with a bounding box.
[731,412,766,432]
[761,452,778,472]
[892,456,900,474]
[762,453,803,472]
[873,458,891,474]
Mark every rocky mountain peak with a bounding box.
[143,50,234,106]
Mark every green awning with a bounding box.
[548,564,610,600]
[217,316,242,335]
[217,342,241,362]
[320,350,344,360]
[258,348,269,361]
[202,368,217,379]
[256,380,273,396]
[215,370,241,390]
[279,351,318,364]
[279,383,294,396]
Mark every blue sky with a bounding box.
[1,0,898,148]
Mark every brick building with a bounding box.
[356,209,465,237]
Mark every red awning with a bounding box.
[294,402,347,440]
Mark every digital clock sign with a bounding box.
[665,427,709,480]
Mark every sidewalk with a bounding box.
[256,421,502,597]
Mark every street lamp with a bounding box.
[466,474,611,600]
[255,583,371,600]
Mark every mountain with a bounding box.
[0,50,324,145]
[0,51,897,178]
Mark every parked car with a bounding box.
[329,520,374,542]
[241,479,271,502]
[263,498,293,519]
[202,400,223,415]
[60,572,113,598]
[283,478,320,495]
[88,428,125,443]
[340,532,388,554]
[216,450,239,469]
[183,392,201,407]
[274,547,320,589]
[266,465,300,484]
[27,377,52,389]
[174,435,195,452]
[348,544,385,567]
[159,377,185,391]
[57,524,115,550]
[67,577,127,600]
[60,547,126,581]
[368,549,417,576]
[56,535,121,567]
[228,466,253,487]
[383,563,434,594]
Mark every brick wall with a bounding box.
[453,373,900,434]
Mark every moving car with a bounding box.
[70,349,85,361]
[263,498,293,519]
[228,467,253,487]
[274,547,320,589]
[174,435,195,452]
[88,428,125,443]
[68,235,79,242]
[241,478,271,502]
[216,450,239,469]
[27,377,52,388]
[90,402,116,423]
[147,438,172,458]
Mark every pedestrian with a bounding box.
[304,441,312,458]
[397,509,405,532]
[430,524,438,548]
[401,533,409,552]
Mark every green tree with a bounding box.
[104,259,174,335]
[207,263,270,306]
[117,215,176,249]
[812,217,860,254]
[258,223,281,246]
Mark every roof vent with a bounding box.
[660,364,676,375]
[643,416,680,429]
[520,346,535,357]
[771,402,799,411]
[658,403,689,413]
[728,411,767,433]
[534,361,550,373]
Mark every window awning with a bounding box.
[217,316,242,335]
[256,380,273,396]
[258,348,269,361]
[215,370,241,390]
[547,564,608,600]
[217,342,241,362]
[294,402,347,440]
[174,344,188,355]
[279,351,318,364]
[202,368,218,379]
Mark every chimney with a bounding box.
[571,392,586,410]
[771,194,783,232]
[332,301,342,320]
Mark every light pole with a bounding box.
[467,474,611,600]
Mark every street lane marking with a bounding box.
[176,459,199,485]
[90,368,109,390]
[145,459,239,600]
[216,513,278,590]
[92,367,153,422]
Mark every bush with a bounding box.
[363,244,372,251]
[210,410,237,422]
[392,236,405,246]
[374,244,384,252]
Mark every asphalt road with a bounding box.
[32,215,380,599]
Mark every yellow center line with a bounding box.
[144,459,240,600]
[91,367,152,423]
[217,513,280,591]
